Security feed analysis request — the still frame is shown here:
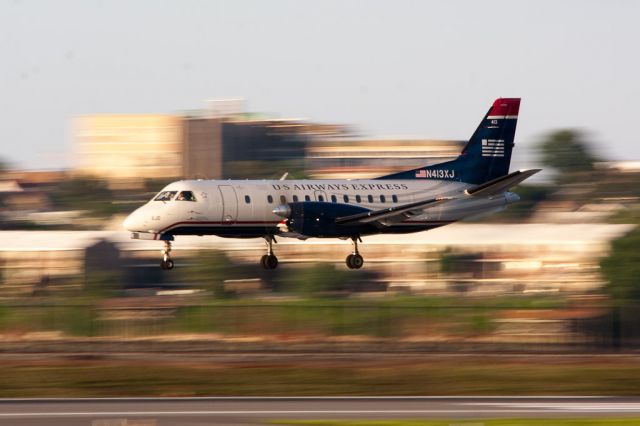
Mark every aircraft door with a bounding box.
[218,185,238,224]
[314,190,327,202]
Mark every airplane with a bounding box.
[123,97,539,270]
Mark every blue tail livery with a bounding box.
[377,98,520,184]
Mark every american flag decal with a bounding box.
[481,139,505,157]
[415,170,427,178]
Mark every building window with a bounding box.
[392,195,398,203]
[367,195,373,203]
[331,195,337,203]
[305,195,311,202]
[280,195,287,204]
[267,195,273,204]
[293,195,299,202]
[356,195,361,203]
[380,195,386,203]
[244,195,251,204]
[343,195,349,203]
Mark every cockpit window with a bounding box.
[154,191,177,201]
[176,191,197,202]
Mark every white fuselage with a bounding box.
[123,178,516,239]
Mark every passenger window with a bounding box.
[356,195,362,203]
[245,195,251,204]
[154,191,177,201]
[305,195,311,202]
[280,195,287,204]
[331,195,337,203]
[343,195,349,203]
[367,195,373,203]
[392,195,398,203]
[267,195,273,204]
[380,195,386,203]
[293,195,299,202]
[318,195,324,202]
[176,191,196,201]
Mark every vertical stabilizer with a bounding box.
[377,98,520,184]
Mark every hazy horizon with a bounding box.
[1,0,638,171]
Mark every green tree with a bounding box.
[50,176,117,217]
[538,130,598,176]
[600,226,640,304]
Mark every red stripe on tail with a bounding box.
[489,98,520,117]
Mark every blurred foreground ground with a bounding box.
[3,354,640,397]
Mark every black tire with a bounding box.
[345,254,355,269]
[351,254,364,269]
[260,254,269,269]
[160,260,167,270]
[265,254,278,269]
[165,259,174,270]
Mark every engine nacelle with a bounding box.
[274,202,370,238]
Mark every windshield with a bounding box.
[176,191,197,202]
[154,191,177,201]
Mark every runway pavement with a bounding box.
[2,396,640,425]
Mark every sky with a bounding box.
[1,0,639,171]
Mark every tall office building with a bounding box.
[74,114,183,182]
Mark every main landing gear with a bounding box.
[160,240,174,270]
[346,236,364,269]
[261,235,279,270]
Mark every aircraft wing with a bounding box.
[335,169,540,227]
[335,197,454,225]
[465,169,541,197]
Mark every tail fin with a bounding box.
[377,98,520,184]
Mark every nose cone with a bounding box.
[272,204,291,218]
[123,208,146,232]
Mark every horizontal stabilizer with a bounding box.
[335,197,453,225]
[466,169,541,197]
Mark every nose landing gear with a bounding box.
[261,235,279,269]
[346,236,364,269]
[160,240,174,270]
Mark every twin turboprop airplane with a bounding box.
[123,98,539,270]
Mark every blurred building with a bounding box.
[0,180,52,227]
[74,114,183,183]
[182,116,342,179]
[72,99,468,184]
[305,137,466,179]
[73,100,349,184]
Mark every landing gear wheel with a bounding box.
[160,259,175,270]
[346,253,363,269]
[261,236,279,269]
[160,240,174,270]
[346,254,354,268]
[346,236,364,269]
[262,254,278,270]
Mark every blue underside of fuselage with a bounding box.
[165,223,449,238]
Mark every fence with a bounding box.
[0,303,638,351]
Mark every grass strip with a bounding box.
[3,356,640,397]
[267,420,640,426]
